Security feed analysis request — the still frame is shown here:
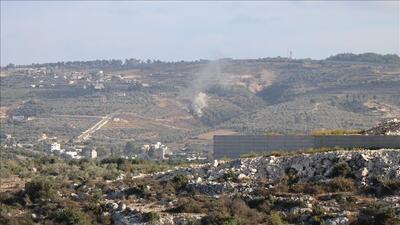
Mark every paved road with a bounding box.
[75,114,112,142]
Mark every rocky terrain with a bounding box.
[363,118,400,135]
[1,146,399,225]
[103,149,400,225]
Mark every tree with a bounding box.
[124,141,139,155]
[25,178,54,202]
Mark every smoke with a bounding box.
[182,58,236,117]
[191,92,208,117]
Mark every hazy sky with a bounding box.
[1,1,399,65]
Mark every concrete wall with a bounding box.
[213,135,400,159]
[314,135,400,149]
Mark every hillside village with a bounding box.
[1,54,400,161]
[1,55,400,224]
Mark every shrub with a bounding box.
[171,198,204,213]
[356,204,400,225]
[221,171,238,182]
[330,162,352,178]
[284,167,299,185]
[368,176,400,197]
[143,212,160,224]
[172,174,188,189]
[201,214,237,225]
[200,196,264,225]
[326,177,356,192]
[124,185,146,197]
[25,177,54,202]
[309,206,326,225]
[265,212,287,225]
[247,196,274,213]
[55,207,90,225]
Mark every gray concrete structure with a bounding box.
[213,135,400,159]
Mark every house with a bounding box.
[140,142,167,160]
[83,148,97,159]
[94,83,105,90]
[64,151,82,159]
[47,142,61,152]
[12,116,25,122]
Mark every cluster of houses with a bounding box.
[132,142,168,160]
[45,141,97,160]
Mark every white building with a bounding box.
[64,151,82,159]
[48,142,61,152]
[12,116,25,122]
[84,148,97,159]
[140,142,167,160]
[94,83,105,90]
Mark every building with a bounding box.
[94,83,105,90]
[83,148,97,159]
[47,142,61,153]
[64,151,82,159]
[12,116,25,122]
[139,142,168,160]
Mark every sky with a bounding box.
[1,1,399,65]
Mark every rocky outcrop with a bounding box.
[363,118,400,135]
[157,149,400,187]
[107,149,400,225]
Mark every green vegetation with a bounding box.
[312,129,360,136]
[366,176,400,197]
[1,146,400,225]
[172,174,189,190]
[55,207,90,225]
[240,147,344,158]
[356,204,400,225]
[290,177,356,194]
[143,212,160,224]
[2,55,399,153]
[329,162,353,178]
[327,53,400,64]
[124,141,140,155]
[25,177,55,202]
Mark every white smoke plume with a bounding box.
[181,58,236,117]
[191,92,208,117]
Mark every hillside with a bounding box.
[1,53,399,155]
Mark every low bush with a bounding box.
[25,177,55,202]
[170,198,205,213]
[355,204,400,225]
[54,207,90,225]
[172,174,189,190]
[247,196,275,213]
[312,129,360,136]
[290,178,355,194]
[265,212,287,225]
[143,212,160,224]
[326,177,356,192]
[284,167,299,185]
[201,214,237,225]
[330,162,352,178]
[222,171,238,182]
[367,176,400,197]
[309,206,327,225]
[124,185,146,198]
